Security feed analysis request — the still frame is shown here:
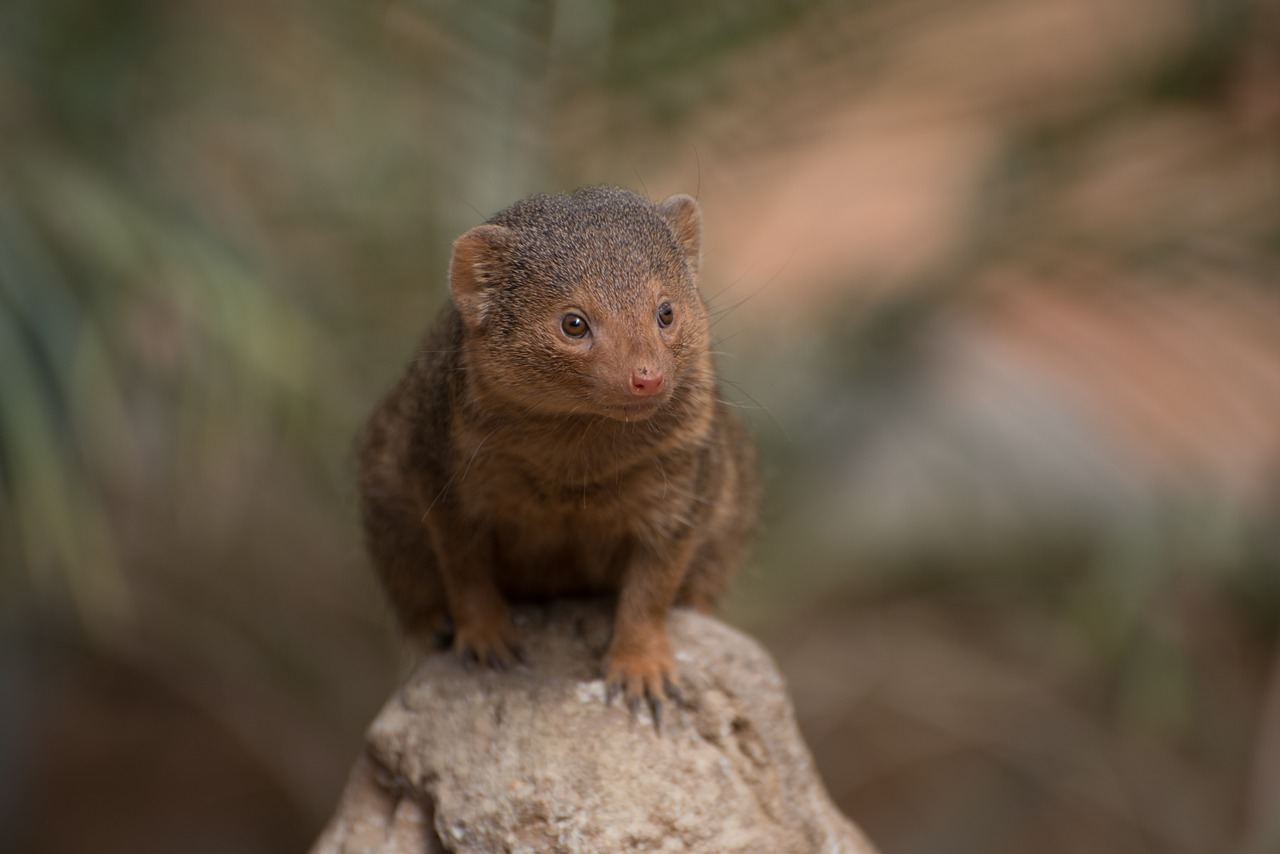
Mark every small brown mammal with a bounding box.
[358,186,758,720]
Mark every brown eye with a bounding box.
[657,301,674,328]
[561,313,590,338]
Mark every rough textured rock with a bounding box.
[312,600,879,854]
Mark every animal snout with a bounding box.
[630,370,666,397]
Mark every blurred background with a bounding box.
[2,0,1279,851]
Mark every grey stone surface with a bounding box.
[312,600,878,854]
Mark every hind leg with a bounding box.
[675,535,745,615]
[361,493,452,652]
[423,507,524,669]
[381,550,452,651]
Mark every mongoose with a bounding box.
[357,186,758,720]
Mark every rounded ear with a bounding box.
[449,224,513,327]
[657,193,702,279]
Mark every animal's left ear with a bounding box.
[657,194,702,279]
[449,224,514,329]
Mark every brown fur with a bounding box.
[357,186,758,714]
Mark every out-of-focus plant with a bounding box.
[0,143,324,631]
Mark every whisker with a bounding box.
[633,163,651,202]
[654,456,669,500]
[460,426,501,483]
[711,326,751,347]
[693,146,701,202]
[706,245,794,328]
[718,380,788,441]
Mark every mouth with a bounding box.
[602,399,664,421]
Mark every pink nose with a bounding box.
[630,372,665,397]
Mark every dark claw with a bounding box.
[648,695,663,734]
[511,644,528,667]
[663,678,683,707]
[605,681,621,707]
[627,695,643,719]
[485,650,507,671]
[460,647,480,668]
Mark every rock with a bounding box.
[311,600,879,854]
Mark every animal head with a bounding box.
[449,186,711,420]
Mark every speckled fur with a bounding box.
[357,186,758,712]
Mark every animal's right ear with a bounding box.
[449,224,514,328]
[657,194,702,279]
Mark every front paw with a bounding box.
[452,610,525,670]
[603,633,680,732]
